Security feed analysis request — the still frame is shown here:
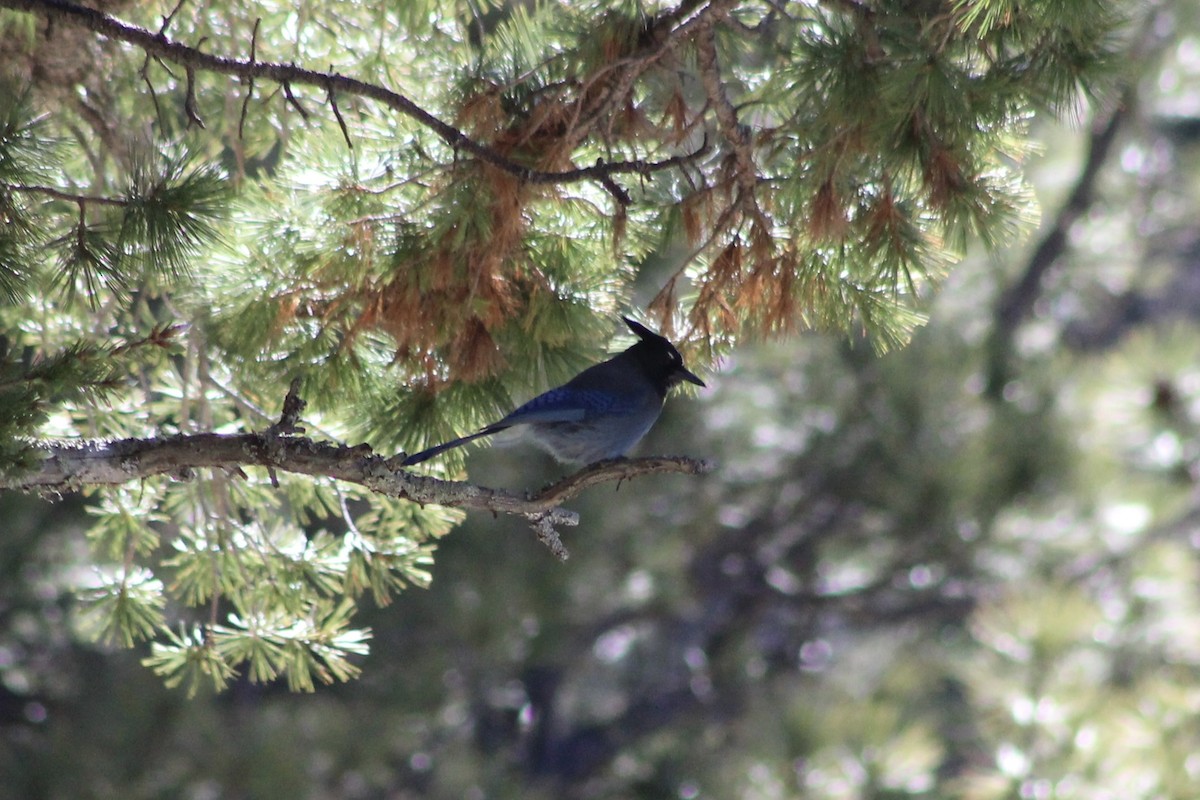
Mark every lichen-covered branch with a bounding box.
[2,430,713,555]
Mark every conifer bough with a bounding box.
[0,0,1133,692]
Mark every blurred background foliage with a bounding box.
[4,0,1200,798]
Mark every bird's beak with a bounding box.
[676,366,705,387]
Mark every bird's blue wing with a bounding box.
[499,387,632,426]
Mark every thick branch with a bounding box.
[985,5,1170,398]
[2,432,713,552]
[0,0,710,200]
[982,101,1127,398]
[695,18,758,200]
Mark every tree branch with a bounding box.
[695,17,757,200]
[984,97,1129,398]
[984,6,1170,398]
[2,431,713,557]
[0,0,711,202]
[8,183,130,207]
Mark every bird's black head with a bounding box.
[622,316,705,396]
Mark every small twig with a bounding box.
[263,377,305,487]
[336,483,362,537]
[523,136,712,187]
[274,377,307,434]
[75,202,86,245]
[183,65,205,129]
[158,0,187,35]
[139,51,165,127]
[327,71,353,150]
[107,324,185,357]
[282,81,309,120]
[524,455,714,509]
[648,191,744,313]
[7,183,128,207]
[599,172,631,206]
[238,17,260,140]
[152,54,178,81]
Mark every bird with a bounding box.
[401,317,705,466]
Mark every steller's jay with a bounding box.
[401,317,705,466]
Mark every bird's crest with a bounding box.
[622,316,667,344]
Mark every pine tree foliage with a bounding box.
[0,0,1137,690]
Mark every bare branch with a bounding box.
[7,183,129,207]
[0,0,716,200]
